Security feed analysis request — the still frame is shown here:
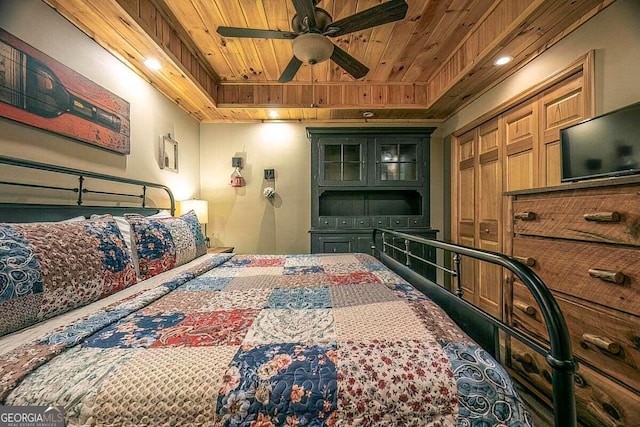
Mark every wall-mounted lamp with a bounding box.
[179,199,210,247]
[263,187,276,199]
[230,157,245,187]
[264,169,275,180]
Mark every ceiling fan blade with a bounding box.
[278,56,303,83]
[217,26,297,40]
[292,0,317,29]
[324,0,408,37]
[330,44,369,80]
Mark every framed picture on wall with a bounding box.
[0,28,131,154]
[161,134,178,172]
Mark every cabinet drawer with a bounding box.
[335,217,355,228]
[390,217,409,228]
[512,281,640,392]
[353,217,370,228]
[313,236,353,253]
[513,187,640,246]
[509,339,640,427]
[512,236,640,316]
[371,217,390,228]
[317,217,336,228]
[408,216,426,227]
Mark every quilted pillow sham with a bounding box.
[0,215,137,337]
[126,210,207,281]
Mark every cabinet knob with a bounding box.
[582,333,621,355]
[514,256,536,266]
[583,211,621,223]
[514,300,537,316]
[514,211,536,221]
[588,268,625,284]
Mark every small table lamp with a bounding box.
[179,199,210,247]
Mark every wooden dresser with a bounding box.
[506,177,640,426]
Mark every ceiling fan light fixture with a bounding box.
[292,33,334,65]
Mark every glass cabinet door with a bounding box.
[375,138,422,186]
[318,138,367,186]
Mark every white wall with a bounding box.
[0,0,202,207]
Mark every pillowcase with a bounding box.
[92,210,175,278]
[126,210,207,281]
[0,215,138,337]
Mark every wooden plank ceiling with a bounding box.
[42,0,614,123]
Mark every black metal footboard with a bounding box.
[373,228,576,427]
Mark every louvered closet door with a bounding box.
[456,130,477,304]
[476,119,502,318]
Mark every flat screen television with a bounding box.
[561,101,640,182]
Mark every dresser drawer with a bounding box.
[512,281,640,392]
[513,236,640,316]
[513,187,640,246]
[509,339,640,427]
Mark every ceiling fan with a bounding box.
[217,0,408,83]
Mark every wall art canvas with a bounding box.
[0,28,130,154]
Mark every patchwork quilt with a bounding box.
[0,253,533,426]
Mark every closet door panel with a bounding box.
[504,102,539,191]
[539,72,588,186]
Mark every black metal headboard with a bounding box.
[0,155,175,223]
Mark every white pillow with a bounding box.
[60,215,87,223]
[149,210,172,218]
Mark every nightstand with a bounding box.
[207,247,234,254]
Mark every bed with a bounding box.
[0,155,576,426]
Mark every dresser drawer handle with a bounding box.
[514,256,536,266]
[582,333,621,355]
[514,300,536,316]
[583,211,621,223]
[514,211,536,221]
[512,351,538,373]
[588,268,626,284]
[573,372,587,388]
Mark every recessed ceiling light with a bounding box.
[144,58,162,71]
[268,110,279,119]
[362,111,374,118]
[494,56,512,66]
